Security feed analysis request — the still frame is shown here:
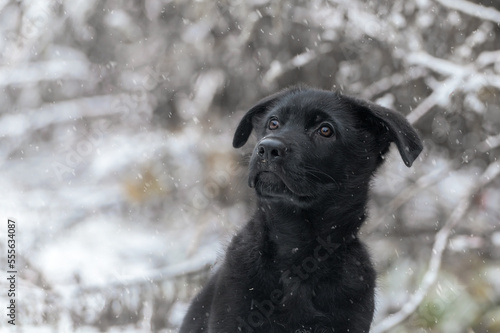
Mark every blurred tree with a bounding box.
[1,0,499,332]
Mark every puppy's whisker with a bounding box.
[303,166,340,187]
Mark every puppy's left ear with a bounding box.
[344,95,423,167]
[233,88,294,148]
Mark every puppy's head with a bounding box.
[233,86,422,206]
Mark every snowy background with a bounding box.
[0,0,500,332]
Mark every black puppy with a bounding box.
[180,86,422,333]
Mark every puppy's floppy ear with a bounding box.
[232,88,294,148]
[343,95,423,167]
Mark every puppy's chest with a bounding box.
[245,256,335,310]
[224,240,342,331]
[243,238,339,293]
[244,290,333,333]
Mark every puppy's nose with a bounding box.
[257,138,287,161]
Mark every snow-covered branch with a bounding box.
[407,52,469,77]
[262,44,333,88]
[371,160,500,333]
[0,60,89,86]
[0,92,152,137]
[405,48,500,124]
[435,0,500,23]
[359,68,428,100]
[72,253,216,293]
[477,133,500,153]
[406,75,464,124]
[368,166,450,234]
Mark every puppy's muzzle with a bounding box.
[257,137,288,162]
[249,137,289,190]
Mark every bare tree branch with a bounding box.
[371,160,500,333]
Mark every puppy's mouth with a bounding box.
[249,171,296,199]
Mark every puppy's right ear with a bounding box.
[232,88,292,148]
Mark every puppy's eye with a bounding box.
[318,124,334,138]
[268,118,280,130]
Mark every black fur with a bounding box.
[180,86,422,333]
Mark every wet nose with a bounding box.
[257,137,287,161]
